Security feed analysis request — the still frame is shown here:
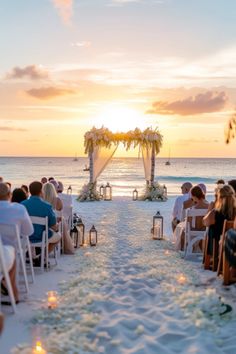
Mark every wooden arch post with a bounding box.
[150,143,155,186]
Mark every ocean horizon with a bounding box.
[1,156,235,197]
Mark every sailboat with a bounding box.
[83,164,90,172]
[165,149,171,165]
[73,153,78,161]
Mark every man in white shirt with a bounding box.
[0,183,34,302]
[172,182,192,232]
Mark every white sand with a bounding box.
[1,196,236,354]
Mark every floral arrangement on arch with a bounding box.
[84,126,163,154]
[141,182,167,201]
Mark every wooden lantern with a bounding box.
[70,225,79,248]
[133,189,138,201]
[99,184,105,199]
[89,225,97,246]
[104,183,112,201]
[153,211,164,240]
[163,185,167,199]
[76,217,85,246]
[67,185,72,194]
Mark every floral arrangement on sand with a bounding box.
[141,181,167,201]
[77,182,100,202]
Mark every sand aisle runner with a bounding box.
[13,200,236,354]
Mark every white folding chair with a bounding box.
[30,216,49,272]
[55,210,63,256]
[20,235,35,284]
[0,223,29,293]
[184,209,207,258]
[0,235,17,313]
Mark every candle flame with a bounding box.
[178,275,186,284]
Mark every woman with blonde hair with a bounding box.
[203,185,236,266]
[42,182,74,254]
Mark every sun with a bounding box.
[92,106,147,132]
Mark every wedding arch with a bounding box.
[78,126,166,201]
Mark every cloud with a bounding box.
[0,126,27,131]
[26,86,76,100]
[51,0,73,25]
[70,41,91,48]
[146,91,227,116]
[6,65,49,80]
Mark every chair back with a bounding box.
[0,223,21,250]
[186,208,207,229]
[222,220,235,237]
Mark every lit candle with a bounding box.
[153,225,160,240]
[177,274,186,284]
[47,291,58,309]
[32,341,47,354]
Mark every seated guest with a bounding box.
[57,181,72,207]
[43,182,62,211]
[49,179,59,191]
[41,177,47,184]
[0,183,34,302]
[216,179,225,187]
[1,243,18,304]
[11,188,27,203]
[22,181,61,255]
[21,185,29,198]
[203,185,236,260]
[0,177,3,183]
[172,182,192,231]
[48,177,55,182]
[228,179,236,193]
[224,217,236,272]
[183,183,207,212]
[42,183,74,254]
[174,185,208,250]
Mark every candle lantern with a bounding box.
[67,185,72,194]
[133,189,138,201]
[70,224,79,248]
[163,185,167,199]
[89,225,97,246]
[104,183,112,201]
[33,340,47,354]
[153,211,164,240]
[47,290,58,309]
[99,184,105,199]
[76,217,85,246]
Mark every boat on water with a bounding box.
[83,165,90,172]
[165,149,171,165]
[73,153,78,161]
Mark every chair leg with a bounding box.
[212,239,219,272]
[18,249,29,293]
[223,252,231,285]
[217,237,224,276]
[1,270,17,313]
[26,239,35,283]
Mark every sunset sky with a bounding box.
[1,0,236,157]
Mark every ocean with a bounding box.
[0,157,235,197]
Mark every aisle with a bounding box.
[11,199,236,353]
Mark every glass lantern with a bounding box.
[99,184,105,199]
[163,185,167,199]
[70,224,79,248]
[104,183,112,201]
[153,211,164,240]
[67,185,72,194]
[76,217,85,246]
[133,189,138,201]
[89,225,97,246]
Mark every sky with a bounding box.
[1,0,236,157]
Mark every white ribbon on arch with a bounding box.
[141,145,152,183]
[92,144,118,182]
